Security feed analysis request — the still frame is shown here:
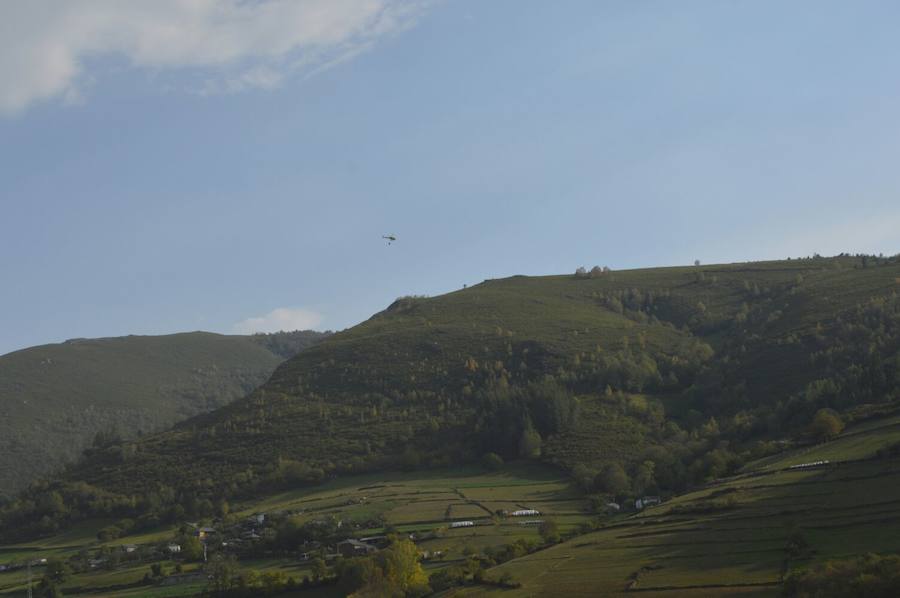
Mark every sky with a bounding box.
[2,0,900,356]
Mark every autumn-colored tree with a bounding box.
[810,409,844,441]
[342,537,430,597]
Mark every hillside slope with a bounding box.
[0,330,327,497]
[5,255,899,540]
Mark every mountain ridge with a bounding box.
[0,330,328,498]
[2,255,898,543]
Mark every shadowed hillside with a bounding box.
[0,330,328,498]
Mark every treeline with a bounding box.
[783,553,900,597]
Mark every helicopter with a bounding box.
[382,235,397,245]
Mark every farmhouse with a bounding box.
[337,539,377,558]
[635,496,661,510]
[358,536,390,549]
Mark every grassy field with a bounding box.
[4,419,900,596]
[452,417,900,597]
[0,463,588,596]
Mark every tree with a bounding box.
[180,535,203,561]
[518,427,542,459]
[312,557,329,582]
[598,463,630,496]
[34,578,64,598]
[632,461,657,495]
[810,409,844,441]
[481,452,504,470]
[539,518,560,544]
[337,538,429,597]
[206,554,239,595]
[44,559,70,584]
[379,537,430,596]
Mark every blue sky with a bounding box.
[2,1,900,356]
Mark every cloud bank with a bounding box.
[0,0,429,114]
[232,307,324,334]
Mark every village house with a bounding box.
[358,536,389,549]
[194,526,216,540]
[337,539,377,558]
[635,496,661,510]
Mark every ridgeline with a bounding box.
[0,330,327,499]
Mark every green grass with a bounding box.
[1,463,588,596]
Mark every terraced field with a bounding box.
[0,464,589,596]
[4,418,900,596]
[456,418,900,596]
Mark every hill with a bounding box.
[3,255,899,541]
[0,330,328,498]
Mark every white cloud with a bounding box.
[232,307,324,334]
[0,0,430,114]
